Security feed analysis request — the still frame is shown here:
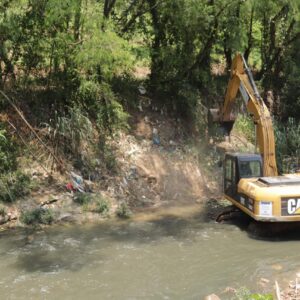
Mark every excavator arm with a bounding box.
[213,53,277,177]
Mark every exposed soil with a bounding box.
[0,97,224,231]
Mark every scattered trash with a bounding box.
[138,102,143,112]
[152,128,160,145]
[127,166,138,180]
[66,182,75,192]
[138,85,147,95]
[66,172,85,193]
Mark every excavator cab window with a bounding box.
[224,156,237,198]
[239,160,261,178]
[224,154,263,199]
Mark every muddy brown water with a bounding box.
[0,205,300,299]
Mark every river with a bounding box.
[0,205,299,299]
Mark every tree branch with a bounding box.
[121,0,162,33]
[103,0,117,19]
[244,5,254,61]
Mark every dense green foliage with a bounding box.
[233,115,255,144]
[1,0,300,168]
[274,118,300,173]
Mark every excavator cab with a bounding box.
[224,153,263,199]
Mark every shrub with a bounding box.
[274,118,300,173]
[0,128,18,173]
[94,197,110,214]
[96,85,129,135]
[47,106,94,158]
[233,114,255,144]
[0,205,6,217]
[234,288,273,300]
[0,172,31,203]
[20,208,54,225]
[73,193,92,205]
[76,81,129,136]
[116,202,132,219]
[102,143,118,173]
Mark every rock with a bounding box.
[127,166,138,180]
[260,277,270,284]
[57,213,77,223]
[147,176,157,184]
[7,212,17,221]
[0,216,8,225]
[271,264,283,271]
[224,287,236,293]
[204,294,221,300]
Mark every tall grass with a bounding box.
[233,114,255,144]
[274,118,300,173]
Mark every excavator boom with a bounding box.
[212,53,277,176]
[211,53,300,222]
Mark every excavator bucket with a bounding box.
[208,108,235,136]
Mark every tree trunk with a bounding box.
[103,0,117,19]
[244,6,254,61]
[74,0,82,41]
[148,0,164,88]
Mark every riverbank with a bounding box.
[0,103,224,230]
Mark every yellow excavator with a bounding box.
[210,53,300,222]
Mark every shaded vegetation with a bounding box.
[20,208,54,225]
[94,197,110,215]
[116,202,132,219]
[73,193,93,206]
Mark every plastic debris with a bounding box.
[66,182,75,192]
[138,85,147,95]
[152,128,160,145]
[128,166,138,180]
[69,172,85,192]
